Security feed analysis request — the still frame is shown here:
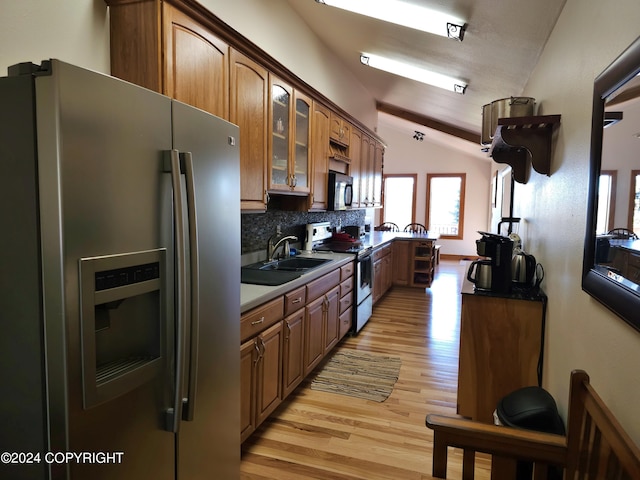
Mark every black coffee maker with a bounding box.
[475,231,513,293]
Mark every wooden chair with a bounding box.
[375,222,399,232]
[607,228,639,240]
[426,370,640,480]
[404,223,427,234]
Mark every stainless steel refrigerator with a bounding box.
[0,59,240,479]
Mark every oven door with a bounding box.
[356,252,373,305]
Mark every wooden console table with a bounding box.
[457,281,547,423]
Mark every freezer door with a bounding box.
[34,60,175,479]
[171,100,241,479]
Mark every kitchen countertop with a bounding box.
[240,231,440,313]
[241,251,353,313]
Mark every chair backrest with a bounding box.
[376,222,399,232]
[607,228,639,240]
[404,223,427,234]
[565,370,640,479]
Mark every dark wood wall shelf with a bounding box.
[489,114,561,184]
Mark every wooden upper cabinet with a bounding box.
[309,101,331,211]
[360,133,374,206]
[164,6,229,118]
[372,140,384,207]
[329,112,350,146]
[349,127,363,207]
[268,76,311,194]
[230,49,269,211]
[106,0,229,119]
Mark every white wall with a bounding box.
[0,0,110,74]
[378,118,492,256]
[514,0,640,443]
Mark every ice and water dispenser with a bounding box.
[79,249,166,409]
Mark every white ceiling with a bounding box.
[286,0,567,142]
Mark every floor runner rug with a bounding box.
[310,350,401,402]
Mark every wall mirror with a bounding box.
[583,35,640,332]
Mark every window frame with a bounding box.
[628,169,640,232]
[425,173,466,240]
[381,173,417,227]
[598,170,617,234]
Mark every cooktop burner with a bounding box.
[316,241,372,256]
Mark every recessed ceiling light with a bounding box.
[360,53,467,94]
[315,0,466,40]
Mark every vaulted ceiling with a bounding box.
[286,0,567,143]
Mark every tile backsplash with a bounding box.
[241,208,367,255]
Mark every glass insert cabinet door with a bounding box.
[269,76,310,193]
[270,81,290,188]
[294,93,310,191]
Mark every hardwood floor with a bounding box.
[240,261,491,479]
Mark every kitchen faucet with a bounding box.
[267,234,298,261]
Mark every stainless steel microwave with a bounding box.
[327,171,353,210]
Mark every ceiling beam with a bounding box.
[376,102,480,144]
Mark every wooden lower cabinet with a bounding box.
[457,290,546,424]
[241,264,352,442]
[304,295,326,376]
[282,309,305,398]
[323,286,341,353]
[392,240,410,286]
[241,320,283,442]
[372,243,393,304]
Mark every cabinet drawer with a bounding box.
[373,243,392,261]
[284,286,306,316]
[340,262,354,280]
[339,292,353,314]
[340,276,354,297]
[306,269,340,301]
[240,296,284,343]
[628,252,640,269]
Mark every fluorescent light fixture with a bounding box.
[316,0,466,40]
[360,53,467,94]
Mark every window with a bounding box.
[426,173,465,239]
[382,174,417,228]
[596,170,616,234]
[629,170,640,233]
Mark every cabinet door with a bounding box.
[292,90,312,193]
[255,321,284,426]
[309,101,331,211]
[304,296,325,375]
[282,309,305,398]
[107,1,229,119]
[163,5,229,118]
[269,77,292,191]
[373,258,383,304]
[372,141,384,206]
[330,112,350,146]
[392,241,410,286]
[383,255,393,293]
[323,286,341,353]
[240,339,257,442]
[230,49,268,211]
[349,127,363,207]
[360,133,374,206]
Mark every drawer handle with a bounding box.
[251,316,265,325]
[292,297,302,304]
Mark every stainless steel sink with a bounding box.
[241,257,332,285]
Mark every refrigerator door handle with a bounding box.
[164,149,187,433]
[181,151,199,422]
